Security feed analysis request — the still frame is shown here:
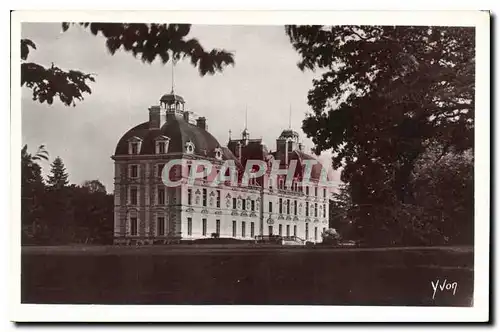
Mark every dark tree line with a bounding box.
[289,25,474,246]
[21,145,113,245]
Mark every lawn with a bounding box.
[21,245,473,306]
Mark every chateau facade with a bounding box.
[112,91,334,245]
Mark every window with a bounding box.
[157,217,165,236]
[293,225,297,237]
[130,187,138,205]
[286,199,290,214]
[185,141,195,154]
[305,223,309,240]
[130,165,138,178]
[294,200,297,215]
[214,148,223,160]
[250,222,255,237]
[216,219,221,235]
[242,199,246,211]
[286,225,290,237]
[251,200,255,211]
[279,178,284,189]
[232,220,236,237]
[202,218,207,236]
[187,217,192,236]
[323,188,326,198]
[315,227,318,241]
[158,141,166,154]
[130,142,139,155]
[315,203,318,217]
[216,190,221,208]
[279,198,283,214]
[268,201,273,213]
[242,221,246,238]
[202,188,207,207]
[306,186,309,196]
[269,178,273,190]
[323,227,326,235]
[157,187,165,205]
[279,224,283,236]
[305,202,309,217]
[268,225,273,236]
[233,198,237,209]
[130,217,138,236]
[187,189,192,205]
[315,186,318,197]
[157,163,165,178]
[323,204,326,218]
[187,164,192,178]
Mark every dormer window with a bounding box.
[214,147,223,160]
[185,141,195,154]
[155,135,170,154]
[127,136,143,155]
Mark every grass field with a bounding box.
[21,245,474,306]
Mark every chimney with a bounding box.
[149,106,165,129]
[196,117,207,130]
[183,111,190,122]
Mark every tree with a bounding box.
[22,23,235,106]
[21,144,49,243]
[47,156,69,189]
[285,26,474,204]
[82,179,107,194]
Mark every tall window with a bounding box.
[187,217,192,236]
[306,186,309,196]
[268,201,273,213]
[158,141,166,154]
[323,204,326,218]
[157,217,165,236]
[314,227,318,241]
[216,219,221,235]
[187,189,192,205]
[130,165,138,178]
[157,187,165,205]
[157,163,165,178]
[305,223,309,240]
[251,200,255,211]
[130,187,138,205]
[232,198,237,209]
[314,203,318,217]
[305,202,309,217]
[232,220,236,237]
[293,225,297,237]
[286,199,290,214]
[216,190,221,208]
[187,164,192,178]
[250,222,255,238]
[279,198,283,214]
[286,225,290,237]
[130,217,138,236]
[130,142,139,155]
[279,224,283,236]
[242,221,246,238]
[315,186,318,197]
[323,188,326,198]
[268,225,273,236]
[202,188,207,207]
[242,199,246,211]
[294,200,297,215]
[202,218,207,236]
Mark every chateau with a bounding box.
[112,90,334,245]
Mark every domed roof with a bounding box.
[160,93,185,104]
[279,129,299,139]
[114,116,236,160]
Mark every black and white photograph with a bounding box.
[10,10,490,322]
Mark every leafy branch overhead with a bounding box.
[21,23,235,107]
[62,23,235,75]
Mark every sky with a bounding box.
[21,23,341,192]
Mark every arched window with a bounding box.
[185,141,195,154]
